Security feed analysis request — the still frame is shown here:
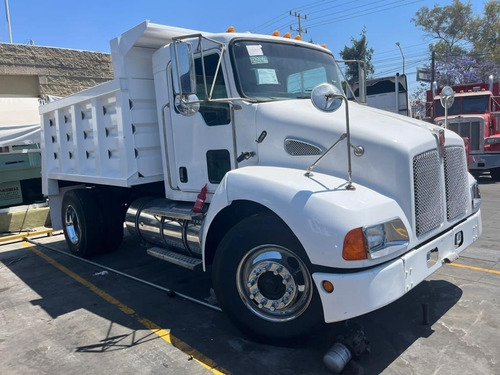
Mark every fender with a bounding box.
[202,166,411,269]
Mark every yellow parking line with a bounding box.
[449,262,500,275]
[21,241,228,375]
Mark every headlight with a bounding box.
[343,218,409,260]
[365,225,385,249]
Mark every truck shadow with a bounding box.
[1,236,463,375]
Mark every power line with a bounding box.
[251,12,290,33]
[307,0,393,22]
[306,0,422,29]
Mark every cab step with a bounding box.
[147,246,202,271]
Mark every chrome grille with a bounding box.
[444,146,468,220]
[413,150,443,237]
[284,139,323,156]
[448,120,482,151]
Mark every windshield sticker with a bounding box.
[246,45,264,56]
[250,55,269,65]
[255,69,279,85]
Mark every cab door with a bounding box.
[167,53,234,193]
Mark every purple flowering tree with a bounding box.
[435,55,500,86]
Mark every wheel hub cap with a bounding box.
[237,245,312,322]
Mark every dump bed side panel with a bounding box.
[40,76,163,193]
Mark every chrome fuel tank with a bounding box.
[125,197,202,256]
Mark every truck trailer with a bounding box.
[40,21,482,342]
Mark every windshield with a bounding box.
[435,95,490,117]
[231,40,342,101]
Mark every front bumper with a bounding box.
[313,210,481,323]
[469,152,500,170]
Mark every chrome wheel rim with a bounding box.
[236,245,313,322]
[64,205,80,245]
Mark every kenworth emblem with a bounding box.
[438,129,445,158]
[432,128,446,159]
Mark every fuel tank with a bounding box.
[125,197,202,257]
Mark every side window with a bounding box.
[195,55,231,126]
[206,150,231,184]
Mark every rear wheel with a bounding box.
[61,189,104,257]
[212,214,323,344]
[95,189,124,253]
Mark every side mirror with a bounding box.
[439,86,454,129]
[170,41,197,96]
[440,86,455,109]
[311,83,345,113]
[170,41,200,116]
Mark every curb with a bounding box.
[0,205,51,234]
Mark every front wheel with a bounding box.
[212,215,323,343]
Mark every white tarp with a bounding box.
[0,97,41,147]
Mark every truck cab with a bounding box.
[428,78,500,179]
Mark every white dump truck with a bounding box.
[40,21,482,342]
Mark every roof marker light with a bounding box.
[294,35,302,40]
[227,26,235,32]
[283,32,291,38]
[272,30,280,36]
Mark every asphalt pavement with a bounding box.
[0,174,498,375]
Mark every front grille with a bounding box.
[448,120,482,151]
[284,139,323,156]
[413,146,469,237]
[444,146,468,220]
[413,150,443,237]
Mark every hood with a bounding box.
[250,98,465,224]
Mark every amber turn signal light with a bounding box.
[343,227,368,260]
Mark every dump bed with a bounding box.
[41,78,162,187]
[40,21,199,190]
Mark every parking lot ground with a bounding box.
[0,176,499,375]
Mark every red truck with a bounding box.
[426,76,500,180]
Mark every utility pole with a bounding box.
[4,0,12,43]
[431,50,435,86]
[289,11,307,37]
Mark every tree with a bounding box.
[412,0,473,55]
[412,0,500,87]
[339,27,374,84]
[435,55,500,85]
[469,0,500,65]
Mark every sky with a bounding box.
[0,0,486,95]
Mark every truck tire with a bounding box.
[212,214,324,344]
[490,168,500,181]
[96,190,124,253]
[61,189,104,257]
